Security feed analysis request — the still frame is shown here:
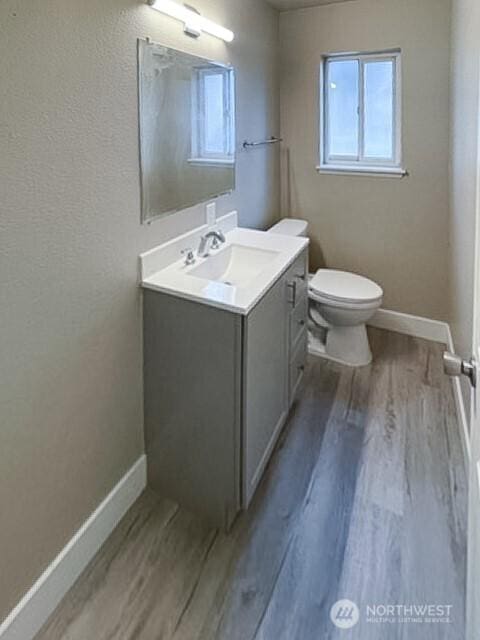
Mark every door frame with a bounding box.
[466,59,480,640]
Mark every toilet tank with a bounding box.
[268,218,309,237]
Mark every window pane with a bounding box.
[327,60,359,158]
[364,60,394,159]
[204,73,225,154]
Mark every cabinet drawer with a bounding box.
[287,250,308,280]
[286,251,308,310]
[289,329,308,402]
[290,291,308,348]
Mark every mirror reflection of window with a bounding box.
[138,40,236,223]
[191,67,235,165]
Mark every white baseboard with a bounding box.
[0,455,147,640]
[445,327,472,462]
[369,308,449,344]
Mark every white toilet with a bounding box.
[269,218,383,367]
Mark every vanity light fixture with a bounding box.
[147,0,234,43]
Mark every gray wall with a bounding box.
[279,0,451,320]
[449,0,480,418]
[0,0,279,621]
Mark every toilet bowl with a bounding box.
[309,269,382,366]
[269,218,383,367]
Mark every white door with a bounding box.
[444,65,480,640]
[467,92,480,640]
[468,378,480,635]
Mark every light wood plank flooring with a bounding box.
[36,328,467,640]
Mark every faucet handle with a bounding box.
[181,248,196,266]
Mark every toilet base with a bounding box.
[309,323,372,367]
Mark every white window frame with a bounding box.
[190,66,235,167]
[318,50,406,177]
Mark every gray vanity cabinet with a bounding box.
[242,275,289,506]
[143,247,308,530]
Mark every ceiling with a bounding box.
[266,0,356,11]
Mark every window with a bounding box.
[191,66,235,166]
[319,51,404,176]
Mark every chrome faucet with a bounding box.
[198,230,226,257]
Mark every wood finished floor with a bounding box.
[36,328,467,640]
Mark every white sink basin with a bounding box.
[188,244,280,287]
[140,218,309,315]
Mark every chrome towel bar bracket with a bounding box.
[242,136,283,149]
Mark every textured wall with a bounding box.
[0,0,279,621]
[280,0,451,320]
[448,0,480,420]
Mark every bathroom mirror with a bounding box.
[138,40,236,223]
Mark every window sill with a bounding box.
[188,157,234,167]
[316,164,408,178]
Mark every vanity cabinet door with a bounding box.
[242,275,289,507]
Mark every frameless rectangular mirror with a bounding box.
[138,40,236,223]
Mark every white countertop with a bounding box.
[141,225,309,315]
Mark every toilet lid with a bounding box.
[310,270,383,304]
